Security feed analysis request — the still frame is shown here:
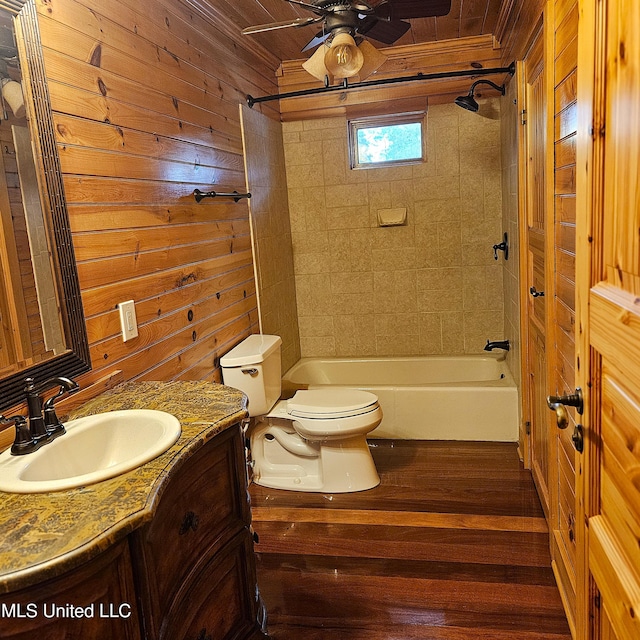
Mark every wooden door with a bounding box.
[576,0,640,638]
[523,26,552,517]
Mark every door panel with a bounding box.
[523,27,551,516]
[578,0,640,638]
[529,328,549,510]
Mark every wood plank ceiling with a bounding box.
[211,0,504,64]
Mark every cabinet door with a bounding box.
[0,541,140,640]
[132,425,253,636]
[160,531,259,640]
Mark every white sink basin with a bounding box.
[0,409,181,493]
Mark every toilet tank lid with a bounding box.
[220,334,282,367]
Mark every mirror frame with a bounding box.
[1,0,90,411]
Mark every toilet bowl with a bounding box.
[220,335,382,493]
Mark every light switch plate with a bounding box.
[118,300,138,342]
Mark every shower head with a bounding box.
[454,93,479,112]
[454,79,506,113]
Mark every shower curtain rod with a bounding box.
[246,62,515,108]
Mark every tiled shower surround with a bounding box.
[283,101,505,358]
[241,106,301,372]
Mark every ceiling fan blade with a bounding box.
[358,16,411,44]
[302,30,331,52]
[242,16,321,35]
[375,0,452,20]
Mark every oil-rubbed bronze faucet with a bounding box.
[0,414,35,455]
[3,376,79,456]
[484,339,510,352]
[41,377,80,438]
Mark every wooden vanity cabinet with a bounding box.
[131,424,265,640]
[0,540,141,640]
[0,423,266,640]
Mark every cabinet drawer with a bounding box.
[160,530,258,640]
[132,426,249,623]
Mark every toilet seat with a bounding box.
[287,389,378,419]
[281,389,382,439]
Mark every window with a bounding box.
[348,113,425,169]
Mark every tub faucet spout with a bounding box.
[484,339,510,352]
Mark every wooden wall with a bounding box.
[30,0,280,401]
[495,0,546,65]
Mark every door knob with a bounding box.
[548,402,569,429]
[547,388,583,414]
[529,286,545,297]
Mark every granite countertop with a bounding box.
[0,380,248,595]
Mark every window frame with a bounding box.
[347,111,426,170]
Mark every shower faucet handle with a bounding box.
[492,232,509,260]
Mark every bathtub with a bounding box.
[283,355,519,441]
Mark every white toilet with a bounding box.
[220,334,382,493]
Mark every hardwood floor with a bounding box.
[249,440,572,639]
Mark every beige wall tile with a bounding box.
[326,183,369,207]
[331,292,375,316]
[441,312,465,352]
[301,336,336,356]
[326,205,370,230]
[331,271,373,294]
[376,333,420,355]
[285,163,326,189]
[293,252,331,275]
[242,106,301,372]
[418,313,444,353]
[414,175,461,201]
[415,198,461,224]
[371,247,418,271]
[418,288,464,313]
[375,312,419,337]
[299,315,334,337]
[282,103,505,358]
[284,140,325,166]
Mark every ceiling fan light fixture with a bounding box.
[302,34,387,84]
[356,39,387,80]
[302,43,335,84]
[324,32,363,78]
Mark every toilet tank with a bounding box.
[220,334,282,416]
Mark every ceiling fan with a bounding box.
[242,1,452,83]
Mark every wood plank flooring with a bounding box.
[249,440,572,639]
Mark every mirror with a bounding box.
[0,0,89,412]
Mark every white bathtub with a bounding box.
[283,355,519,441]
